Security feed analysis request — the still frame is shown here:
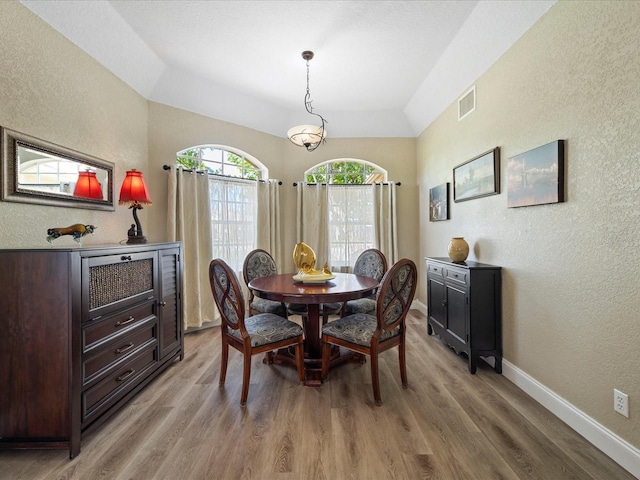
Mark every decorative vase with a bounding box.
[448,237,469,263]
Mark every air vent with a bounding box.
[458,85,476,121]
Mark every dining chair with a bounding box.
[243,249,288,318]
[321,258,417,406]
[209,258,305,406]
[341,248,387,316]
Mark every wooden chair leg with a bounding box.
[219,337,229,386]
[321,338,331,380]
[295,339,305,382]
[240,350,252,406]
[370,351,382,406]
[264,351,274,364]
[399,340,408,388]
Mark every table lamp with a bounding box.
[119,169,152,244]
[73,170,103,199]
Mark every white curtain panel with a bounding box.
[167,167,219,329]
[328,185,376,271]
[373,182,399,265]
[257,179,283,272]
[296,183,330,268]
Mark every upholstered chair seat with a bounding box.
[250,298,287,316]
[287,301,343,326]
[227,314,303,347]
[243,249,288,318]
[343,249,388,316]
[342,298,377,315]
[321,313,399,347]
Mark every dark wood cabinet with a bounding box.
[425,257,502,374]
[0,242,183,458]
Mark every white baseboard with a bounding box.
[502,360,640,479]
[411,299,427,316]
[413,300,639,478]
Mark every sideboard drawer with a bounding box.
[427,262,444,278]
[445,267,468,286]
[82,301,156,352]
[82,343,158,424]
[82,318,157,387]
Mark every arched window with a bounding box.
[176,145,267,271]
[305,159,388,269]
[177,145,267,180]
[305,159,387,184]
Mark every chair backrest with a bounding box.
[209,258,246,332]
[353,248,388,281]
[243,249,278,286]
[376,258,417,331]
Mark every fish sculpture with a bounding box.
[47,224,96,244]
[292,242,334,282]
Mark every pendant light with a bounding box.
[287,51,327,152]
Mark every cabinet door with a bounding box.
[82,250,158,321]
[445,283,467,345]
[427,276,446,330]
[158,247,183,360]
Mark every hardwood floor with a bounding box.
[1,310,634,480]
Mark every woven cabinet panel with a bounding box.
[89,259,153,310]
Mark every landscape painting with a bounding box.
[507,140,565,208]
[429,183,449,221]
[453,147,500,202]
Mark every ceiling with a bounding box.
[21,0,555,139]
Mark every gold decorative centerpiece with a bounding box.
[292,242,335,283]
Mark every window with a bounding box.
[177,145,265,180]
[177,145,266,271]
[306,159,385,184]
[305,160,387,269]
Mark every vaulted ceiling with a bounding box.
[21,0,555,138]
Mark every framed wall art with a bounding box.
[453,147,500,202]
[429,182,449,221]
[507,140,565,208]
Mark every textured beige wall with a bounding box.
[0,2,148,248]
[417,0,640,447]
[147,102,418,272]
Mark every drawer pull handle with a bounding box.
[115,316,135,327]
[116,369,136,382]
[115,342,135,354]
[121,255,132,261]
[454,274,458,277]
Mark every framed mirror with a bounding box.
[1,127,115,211]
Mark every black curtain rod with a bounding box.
[292,181,401,187]
[162,165,282,184]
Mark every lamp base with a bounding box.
[126,234,148,244]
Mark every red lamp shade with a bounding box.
[119,169,152,206]
[73,171,103,199]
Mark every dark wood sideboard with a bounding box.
[425,257,502,374]
[0,242,183,458]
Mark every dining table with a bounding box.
[247,272,380,386]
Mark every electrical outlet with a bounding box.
[614,389,629,418]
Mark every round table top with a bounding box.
[248,272,379,304]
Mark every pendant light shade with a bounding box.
[287,124,328,149]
